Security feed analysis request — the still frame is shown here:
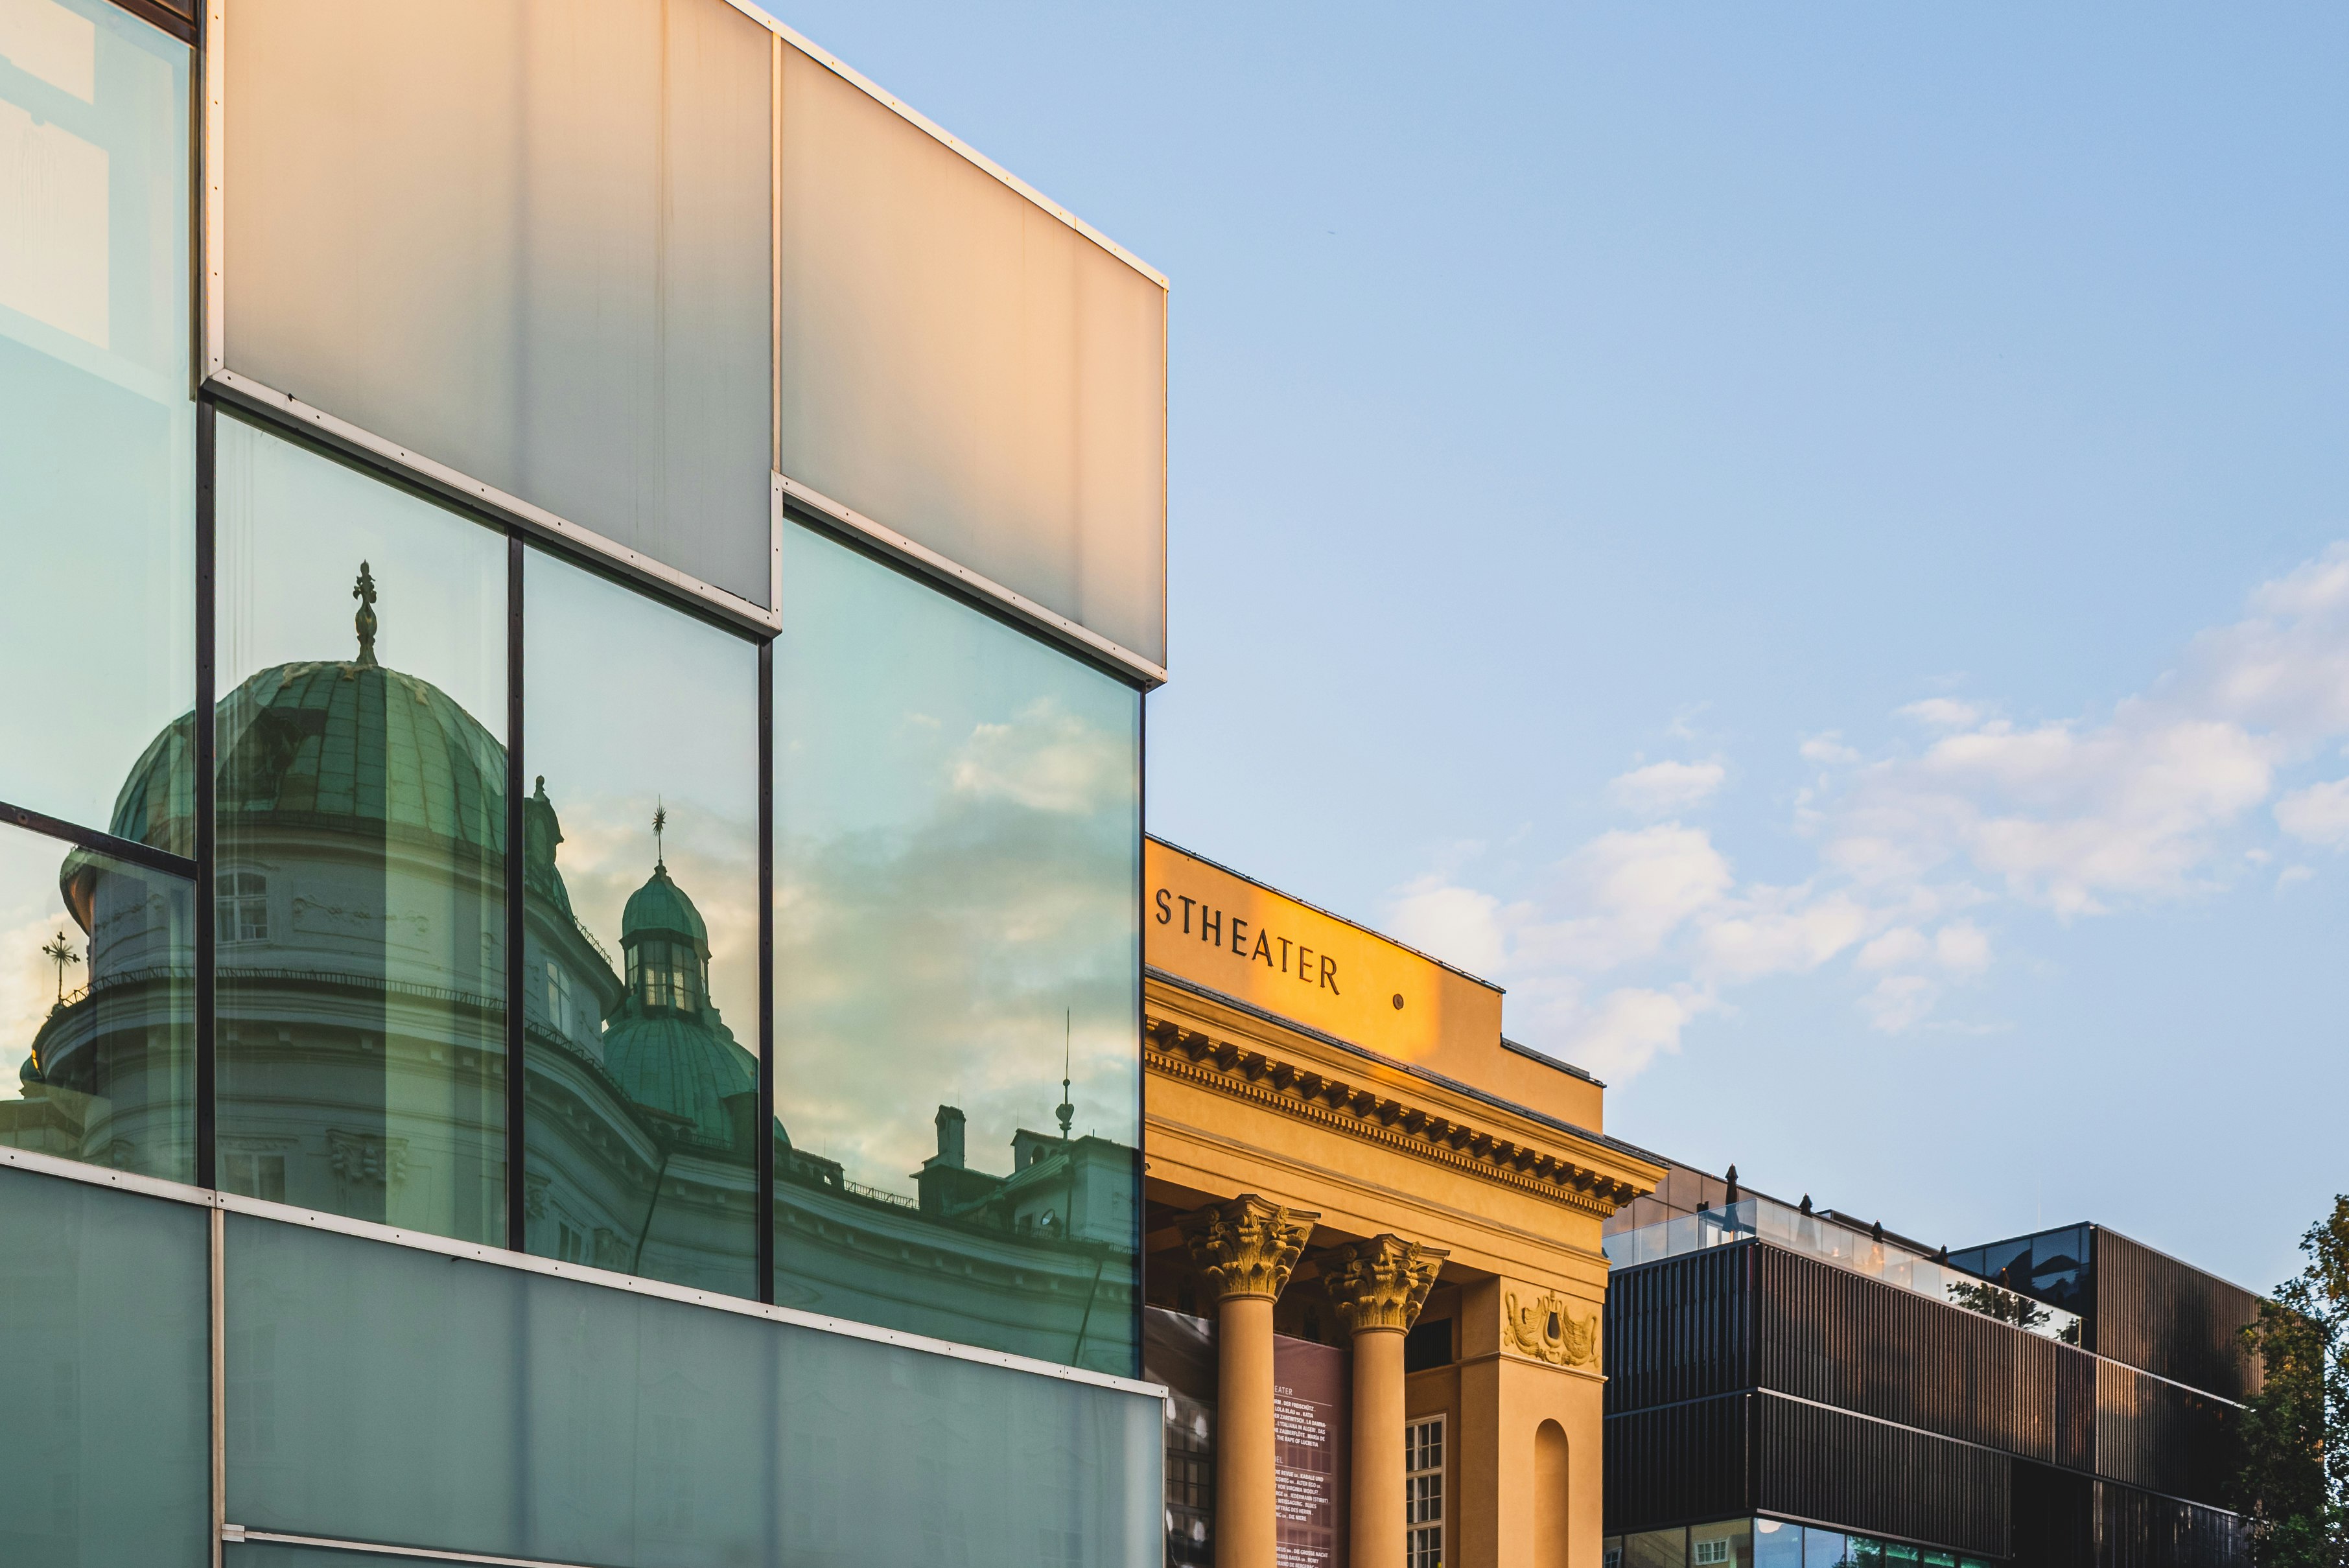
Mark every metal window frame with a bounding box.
[196,0,1169,688]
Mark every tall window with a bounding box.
[218,871,269,943]
[1407,1416,1444,1568]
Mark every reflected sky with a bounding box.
[0,0,191,834]
[215,415,506,728]
[0,828,82,1086]
[775,524,1140,1193]
[524,550,760,1027]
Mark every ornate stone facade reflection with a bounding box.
[5,585,1133,1369]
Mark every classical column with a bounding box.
[1187,1194,1319,1568]
[1324,1234,1448,1568]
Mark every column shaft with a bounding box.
[1350,1324,1407,1568]
[1216,1293,1278,1568]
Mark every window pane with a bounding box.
[224,1211,1162,1567]
[0,0,193,838]
[1627,1528,1690,1568]
[0,1165,211,1564]
[222,0,773,606]
[215,416,508,1243]
[1757,1519,1803,1568]
[773,522,1142,1372]
[522,547,760,1296]
[1805,1530,1854,1568]
[1693,1519,1754,1568]
[0,823,194,1180]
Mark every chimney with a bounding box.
[934,1105,966,1169]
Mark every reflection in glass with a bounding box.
[0,0,194,836]
[1755,1519,1802,1568]
[0,825,193,1180]
[1804,1530,1853,1568]
[773,522,1143,1372]
[215,417,508,1242]
[1626,1527,1689,1568]
[522,549,760,1294]
[1692,1517,1754,1568]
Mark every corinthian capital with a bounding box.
[1323,1234,1448,1334]
[1186,1195,1320,1302]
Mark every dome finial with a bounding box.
[1055,1009,1075,1138]
[652,799,667,870]
[352,561,379,666]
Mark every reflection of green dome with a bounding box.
[603,1013,756,1149]
[622,863,708,948]
[107,659,506,858]
[603,858,749,1149]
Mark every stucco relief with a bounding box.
[1504,1288,1599,1369]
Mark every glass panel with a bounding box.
[0,0,193,837]
[773,522,1143,1373]
[1693,1517,1754,1568]
[1607,1538,1626,1568]
[215,416,508,1243]
[1755,1519,1802,1568]
[1805,1530,1854,1568]
[1626,1527,1689,1568]
[222,0,773,605]
[0,823,194,1180]
[0,1165,210,1564]
[224,1211,1162,1567]
[521,548,760,1296]
[778,42,1167,664]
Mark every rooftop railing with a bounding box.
[1603,1195,2083,1343]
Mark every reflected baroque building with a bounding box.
[10,583,1134,1368]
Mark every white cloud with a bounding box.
[2276,777,2349,847]
[1609,760,1725,815]
[1860,974,1938,1033]
[1388,539,2349,1075]
[1897,697,1987,730]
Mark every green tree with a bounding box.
[2234,1197,2349,1568]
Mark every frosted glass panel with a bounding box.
[0,0,193,836]
[0,1165,211,1566]
[778,44,1167,665]
[224,1211,1164,1568]
[222,0,773,605]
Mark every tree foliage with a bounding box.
[2234,1197,2349,1568]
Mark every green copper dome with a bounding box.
[602,1012,757,1149]
[108,659,507,858]
[622,862,708,949]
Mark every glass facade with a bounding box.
[1605,1194,2084,1342]
[215,415,511,1241]
[773,521,1143,1373]
[1615,1522,1994,1568]
[3,0,1165,1560]
[522,549,762,1294]
[0,0,194,836]
[0,823,195,1181]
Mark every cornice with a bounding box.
[1144,1016,1651,1221]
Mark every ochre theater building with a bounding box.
[1141,839,1665,1568]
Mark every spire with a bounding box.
[1055,1010,1075,1138]
[352,561,379,666]
[41,929,78,1009]
[653,799,667,870]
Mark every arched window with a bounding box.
[1535,1420,1569,1568]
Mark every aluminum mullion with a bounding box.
[754,638,775,1302]
[194,397,218,1192]
[504,534,527,1254]
[224,1527,603,1568]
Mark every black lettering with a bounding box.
[1230,917,1249,952]
[1155,889,1173,925]
[1278,937,1292,974]
[1179,895,1195,935]
[1297,946,1313,982]
[1320,954,1339,994]
[1253,931,1273,966]
[1202,907,1221,946]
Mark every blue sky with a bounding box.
[757,1,2349,1292]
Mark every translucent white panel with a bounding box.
[0,1165,211,1565]
[224,1212,1165,1568]
[222,0,773,607]
[778,45,1167,666]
